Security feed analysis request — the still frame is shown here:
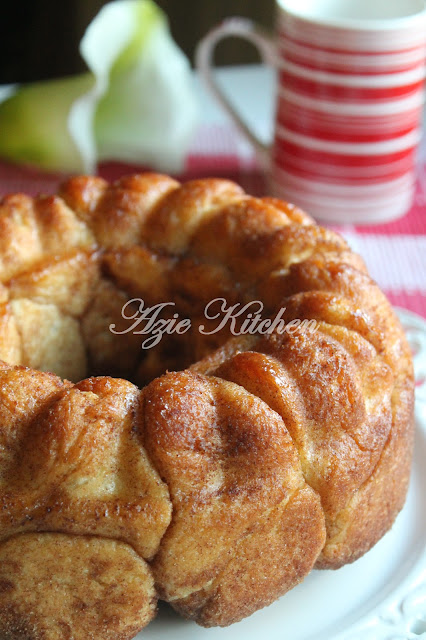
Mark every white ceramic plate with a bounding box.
[138,308,426,640]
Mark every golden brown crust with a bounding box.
[0,174,415,634]
[142,370,325,626]
[174,486,325,626]
[0,533,156,640]
[8,250,100,317]
[0,373,172,559]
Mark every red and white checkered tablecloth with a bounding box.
[0,120,425,318]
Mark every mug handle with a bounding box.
[195,18,276,169]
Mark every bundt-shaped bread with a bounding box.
[0,174,414,639]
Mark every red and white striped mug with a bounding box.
[196,0,426,223]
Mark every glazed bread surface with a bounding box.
[0,174,414,638]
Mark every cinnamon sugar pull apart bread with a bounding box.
[0,174,414,639]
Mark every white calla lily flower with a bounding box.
[0,0,198,173]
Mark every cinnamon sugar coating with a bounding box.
[0,174,414,637]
